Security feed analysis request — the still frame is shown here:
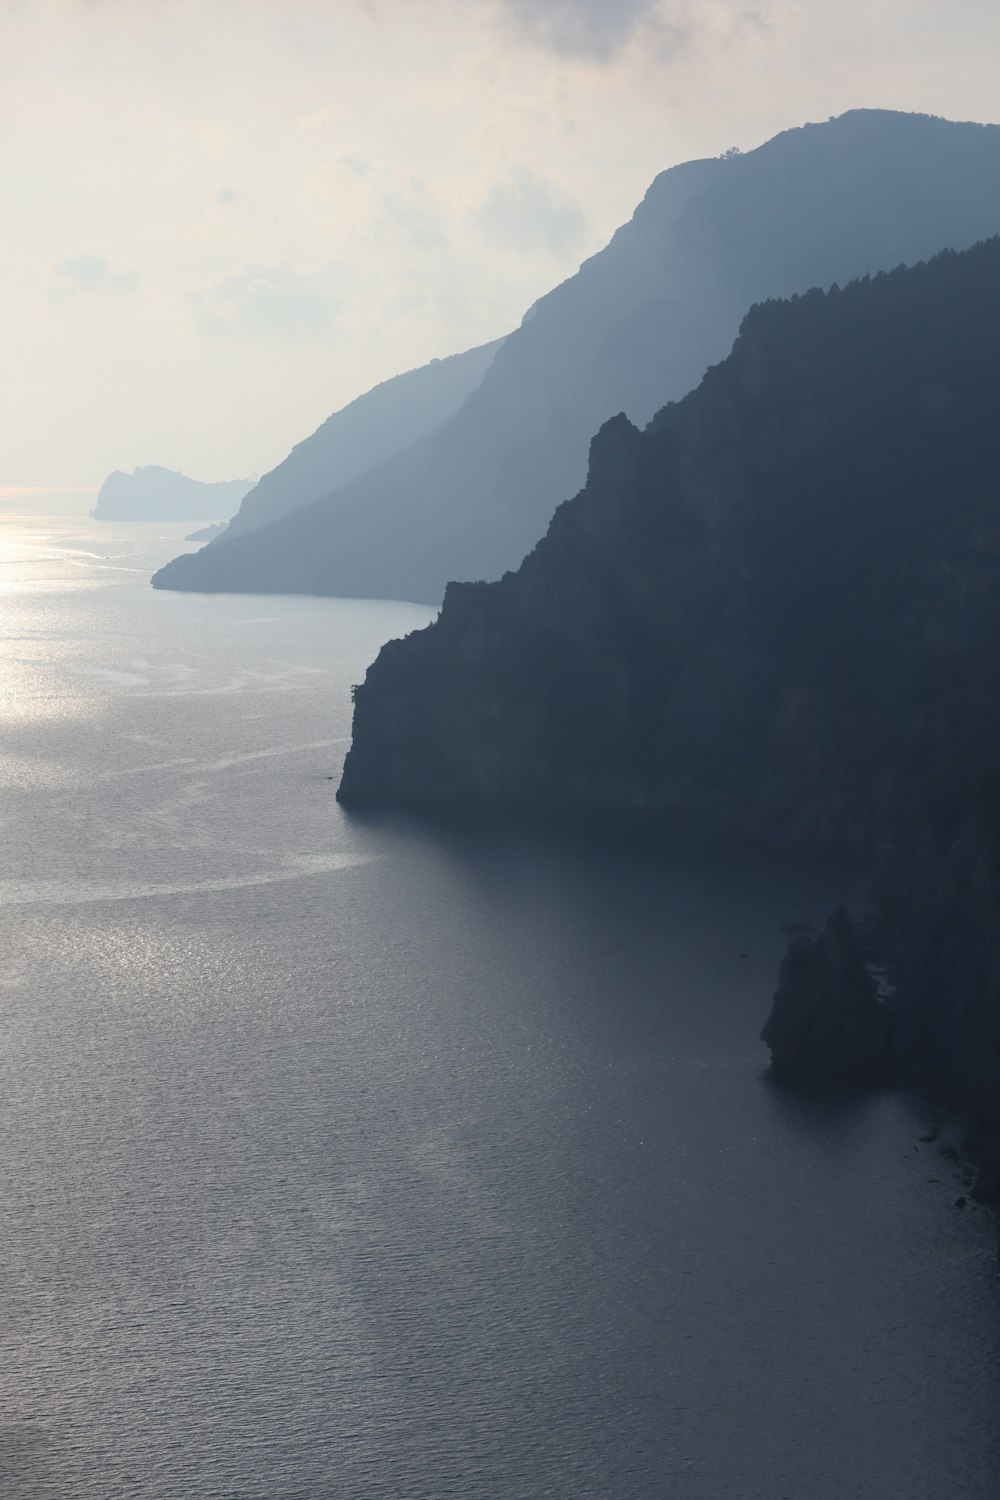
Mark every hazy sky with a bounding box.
[3,0,999,487]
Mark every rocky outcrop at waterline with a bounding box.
[760,908,891,1086]
[339,236,1000,1176]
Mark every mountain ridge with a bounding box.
[153,108,1000,604]
[92,466,253,522]
[338,236,1000,837]
[221,336,506,543]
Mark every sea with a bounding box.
[0,493,998,1499]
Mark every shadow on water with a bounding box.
[337,799,858,910]
[337,794,859,867]
[760,1067,890,1153]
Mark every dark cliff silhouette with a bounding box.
[760,908,891,1086]
[92,466,254,522]
[340,238,1000,831]
[153,109,1000,604]
[219,336,505,544]
[340,235,1000,1160]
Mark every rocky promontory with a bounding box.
[93,466,253,522]
[760,908,891,1086]
[185,521,228,542]
[340,237,1000,846]
[340,238,1000,1148]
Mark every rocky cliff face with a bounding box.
[340,238,1000,847]
[867,813,1000,1171]
[341,234,1000,1168]
[154,110,1000,604]
[760,908,891,1086]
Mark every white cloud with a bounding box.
[477,167,586,256]
[488,0,781,65]
[193,262,344,339]
[371,175,450,251]
[50,250,138,300]
[492,0,685,59]
[341,151,371,177]
[4,0,1000,485]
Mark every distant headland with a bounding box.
[92,466,254,522]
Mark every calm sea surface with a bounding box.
[0,505,998,1499]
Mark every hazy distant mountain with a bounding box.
[93,466,253,522]
[185,520,229,542]
[154,110,1000,603]
[221,338,506,544]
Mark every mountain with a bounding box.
[92,466,253,522]
[339,236,1000,1163]
[221,337,506,543]
[153,109,1000,604]
[338,236,1000,834]
[185,521,229,542]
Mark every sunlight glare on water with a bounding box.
[0,502,998,1500]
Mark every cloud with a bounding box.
[340,151,371,178]
[371,175,449,251]
[493,0,683,59]
[477,167,586,257]
[193,262,343,339]
[50,250,138,300]
[489,0,776,61]
[216,185,241,205]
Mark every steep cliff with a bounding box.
[92,466,253,522]
[759,806,1000,1174]
[760,908,891,1086]
[339,237,1000,848]
[866,812,1000,1169]
[341,236,1000,1161]
[154,110,1000,604]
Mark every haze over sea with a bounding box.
[2,498,998,1499]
